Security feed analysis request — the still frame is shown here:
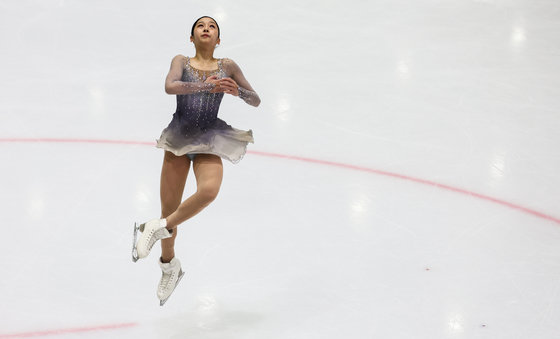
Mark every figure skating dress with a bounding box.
[156,57,257,163]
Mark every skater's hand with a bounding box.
[205,75,222,93]
[218,77,239,96]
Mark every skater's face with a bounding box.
[190,17,220,47]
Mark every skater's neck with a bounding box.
[192,49,216,65]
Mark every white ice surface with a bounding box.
[1,0,560,338]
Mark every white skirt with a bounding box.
[156,118,254,164]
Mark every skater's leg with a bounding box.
[165,154,223,229]
[160,151,190,263]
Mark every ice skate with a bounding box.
[158,257,185,306]
[131,219,173,262]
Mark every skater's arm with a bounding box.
[164,55,219,95]
[221,58,261,107]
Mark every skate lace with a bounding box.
[147,229,157,250]
[147,228,165,251]
[159,271,176,292]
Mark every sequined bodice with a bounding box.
[174,58,226,130]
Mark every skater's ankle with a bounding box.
[164,217,179,230]
[160,256,174,264]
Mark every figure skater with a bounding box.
[131,16,260,305]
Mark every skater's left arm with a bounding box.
[220,59,261,107]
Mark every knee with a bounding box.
[197,185,220,204]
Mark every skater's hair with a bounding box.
[190,16,220,39]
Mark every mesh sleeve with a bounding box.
[222,58,261,107]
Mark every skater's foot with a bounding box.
[158,257,185,305]
[136,219,172,260]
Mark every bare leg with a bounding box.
[165,154,223,229]
[160,151,190,263]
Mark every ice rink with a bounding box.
[1,0,560,338]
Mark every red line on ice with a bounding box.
[1,137,559,225]
[0,323,137,338]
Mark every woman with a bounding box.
[132,16,260,305]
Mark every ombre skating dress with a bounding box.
[156,57,255,163]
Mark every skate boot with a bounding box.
[132,219,172,262]
[158,257,185,306]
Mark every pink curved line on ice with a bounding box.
[1,137,559,225]
[0,323,138,338]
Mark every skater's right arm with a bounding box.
[164,55,219,95]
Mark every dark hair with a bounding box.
[190,16,220,39]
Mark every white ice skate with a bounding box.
[158,257,185,306]
[131,219,173,262]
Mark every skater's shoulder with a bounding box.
[171,54,188,64]
[220,58,242,72]
[220,57,236,66]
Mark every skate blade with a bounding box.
[159,270,186,306]
[132,222,140,263]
